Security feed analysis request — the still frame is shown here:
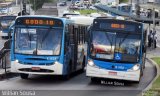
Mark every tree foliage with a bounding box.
[28,0,56,11]
[119,0,129,3]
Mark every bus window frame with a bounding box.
[89,28,143,63]
[13,26,63,56]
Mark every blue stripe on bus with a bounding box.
[14,54,60,65]
[93,60,137,71]
[2,29,9,33]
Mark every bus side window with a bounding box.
[69,25,75,45]
[65,25,69,54]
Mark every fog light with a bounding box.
[88,60,94,66]
[15,59,19,63]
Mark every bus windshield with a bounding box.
[90,31,141,63]
[15,27,62,55]
[1,19,14,30]
[121,6,131,13]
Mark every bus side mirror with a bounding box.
[8,27,14,39]
[4,39,12,50]
[86,26,92,43]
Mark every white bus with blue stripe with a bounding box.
[0,15,16,38]
[10,15,87,79]
[86,18,147,83]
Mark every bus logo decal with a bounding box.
[114,53,122,60]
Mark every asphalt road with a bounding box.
[0,59,156,96]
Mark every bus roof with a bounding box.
[118,3,130,6]
[15,15,66,24]
[94,18,142,24]
[69,16,94,25]
[16,15,60,19]
[0,15,16,17]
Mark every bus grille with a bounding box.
[19,61,54,66]
[19,68,54,73]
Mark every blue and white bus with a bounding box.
[11,15,87,79]
[86,18,147,83]
[117,3,132,14]
[0,15,16,38]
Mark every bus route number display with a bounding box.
[99,23,135,32]
[24,19,55,26]
[111,24,125,29]
[16,17,63,27]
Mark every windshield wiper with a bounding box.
[24,26,32,48]
[117,33,130,53]
[104,32,115,53]
[40,27,52,47]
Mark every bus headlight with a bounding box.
[128,64,140,71]
[15,59,19,63]
[55,61,59,64]
[88,60,94,66]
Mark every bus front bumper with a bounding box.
[0,32,8,37]
[11,61,63,75]
[86,65,141,82]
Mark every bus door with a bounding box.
[142,30,147,69]
[68,25,87,71]
[76,26,86,70]
[68,25,78,72]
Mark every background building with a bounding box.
[130,0,160,4]
[99,0,119,5]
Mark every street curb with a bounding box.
[143,58,160,93]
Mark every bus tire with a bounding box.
[91,77,98,83]
[140,66,143,77]
[64,60,72,80]
[143,56,146,69]
[81,56,86,71]
[20,73,29,79]
[2,36,5,39]
[134,80,140,84]
[143,62,145,69]
[154,40,157,48]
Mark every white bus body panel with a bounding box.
[86,64,140,81]
[0,31,8,37]
[11,61,63,75]
[69,16,94,26]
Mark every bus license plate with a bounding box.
[31,67,41,71]
[108,71,117,76]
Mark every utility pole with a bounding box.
[16,0,18,6]
[20,0,22,16]
[23,0,26,13]
[34,0,36,14]
[136,0,140,18]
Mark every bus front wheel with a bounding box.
[81,56,86,72]
[91,77,98,83]
[20,73,29,79]
[63,61,72,80]
[154,40,157,48]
